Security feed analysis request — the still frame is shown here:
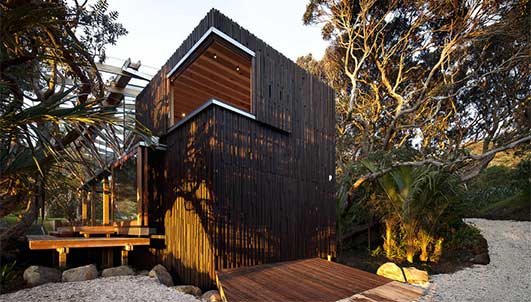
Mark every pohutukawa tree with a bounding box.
[0,0,147,248]
[302,0,530,193]
[301,0,530,257]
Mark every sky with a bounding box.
[105,0,329,75]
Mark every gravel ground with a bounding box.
[0,275,201,302]
[2,218,529,302]
[421,218,531,302]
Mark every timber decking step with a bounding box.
[216,258,424,302]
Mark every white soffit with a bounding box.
[166,27,255,78]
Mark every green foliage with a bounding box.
[447,223,482,251]
[0,0,131,217]
[480,190,530,221]
[45,181,81,223]
[0,0,152,246]
[113,156,138,221]
[303,0,531,168]
[336,147,421,222]
[340,154,463,263]
[458,157,530,219]
[0,261,17,288]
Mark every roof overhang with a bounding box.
[166,27,255,79]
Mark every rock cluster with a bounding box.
[22,263,222,301]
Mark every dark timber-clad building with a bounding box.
[135,9,336,288]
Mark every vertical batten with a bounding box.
[102,177,110,225]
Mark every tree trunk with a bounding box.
[460,153,496,182]
[383,220,395,259]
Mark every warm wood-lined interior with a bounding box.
[170,39,252,124]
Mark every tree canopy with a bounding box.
[301,0,530,188]
[300,0,530,253]
[0,0,143,245]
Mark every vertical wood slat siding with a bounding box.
[138,9,336,289]
[147,98,334,288]
[148,109,216,288]
[136,9,297,135]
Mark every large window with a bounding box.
[168,28,253,125]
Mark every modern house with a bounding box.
[23,10,426,301]
[27,8,335,290]
[132,9,336,288]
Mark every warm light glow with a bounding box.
[213,53,217,59]
[181,112,186,117]
[236,66,240,71]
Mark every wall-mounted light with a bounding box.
[181,113,186,117]
[236,66,240,71]
[213,53,217,59]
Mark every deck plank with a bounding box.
[216,258,423,302]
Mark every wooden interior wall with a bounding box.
[170,40,252,123]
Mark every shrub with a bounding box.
[362,164,461,263]
[458,157,530,219]
[0,261,17,289]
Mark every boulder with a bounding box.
[23,265,61,286]
[137,270,149,276]
[101,265,135,277]
[148,264,174,287]
[172,285,202,297]
[402,267,429,287]
[470,252,490,265]
[376,262,405,282]
[62,264,98,282]
[201,290,221,302]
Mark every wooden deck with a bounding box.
[27,235,150,250]
[216,258,424,302]
[56,225,156,236]
[27,235,151,267]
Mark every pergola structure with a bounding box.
[28,58,157,268]
[78,58,150,227]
